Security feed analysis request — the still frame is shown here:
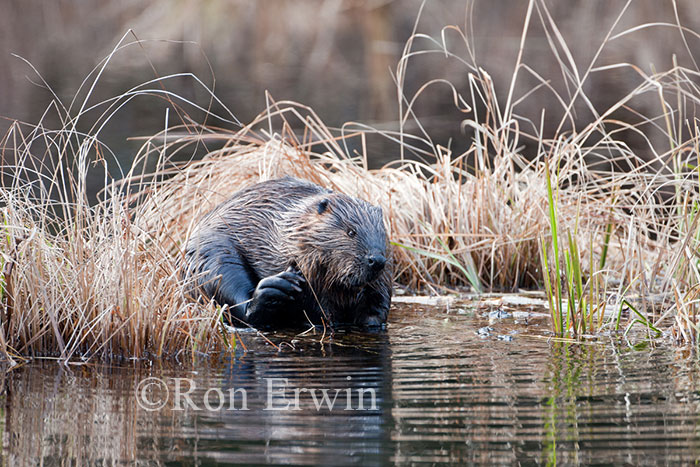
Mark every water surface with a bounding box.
[2,296,700,465]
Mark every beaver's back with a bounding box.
[187,177,330,279]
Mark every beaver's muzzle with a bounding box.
[366,252,387,275]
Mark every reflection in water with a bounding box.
[2,303,700,464]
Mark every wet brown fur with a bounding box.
[185,177,392,327]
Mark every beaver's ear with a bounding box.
[317,198,330,214]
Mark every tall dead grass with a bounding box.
[2,0,700,362]
[0,118,229,363]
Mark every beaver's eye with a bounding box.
[347,227,356,238]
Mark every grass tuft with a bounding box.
[3,2,700,361]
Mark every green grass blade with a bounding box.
[545,160,564,335]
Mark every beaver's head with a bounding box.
[284,193,390,289]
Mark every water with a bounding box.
[3,296,700,465]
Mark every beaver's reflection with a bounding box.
[207,331,394,465]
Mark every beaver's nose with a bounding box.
[367,254,386,272]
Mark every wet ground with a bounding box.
[2,295,700,465]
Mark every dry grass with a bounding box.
[0,119,228,363]
[2,0,700,362]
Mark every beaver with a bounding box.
[184,176,392,329]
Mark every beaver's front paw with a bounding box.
[248,268,305,314]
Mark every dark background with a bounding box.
[1,0,699,174]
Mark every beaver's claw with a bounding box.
[248,269,306,313]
